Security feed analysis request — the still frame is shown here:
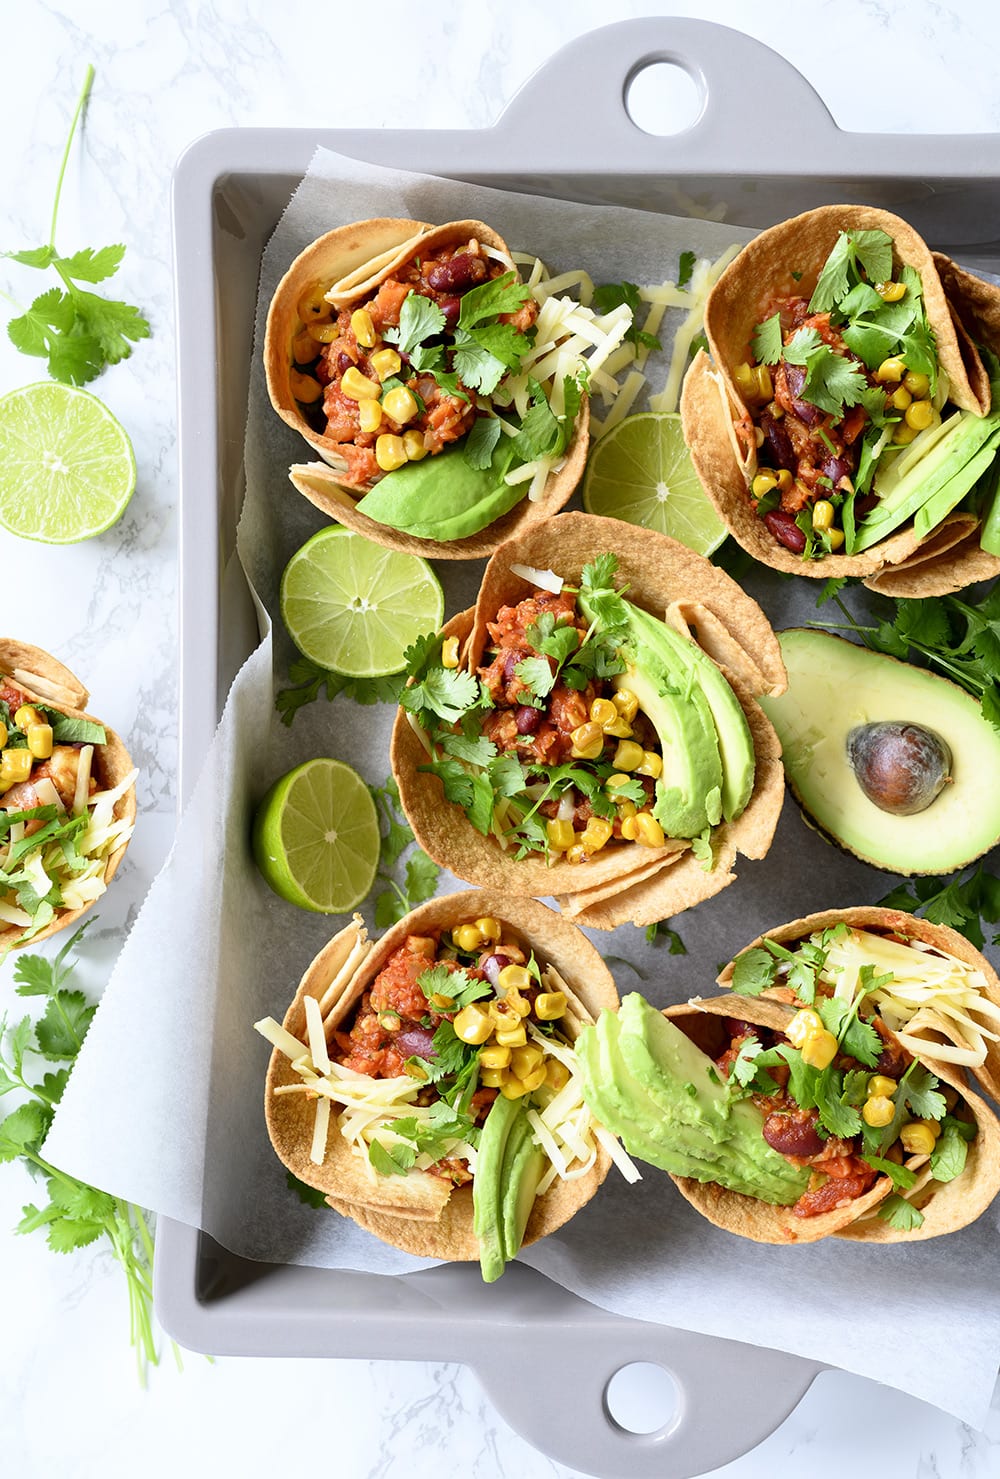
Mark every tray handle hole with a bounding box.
[625,59,704,137]
[604,1361,680,1436]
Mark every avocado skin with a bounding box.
[577,996,807,1206]
[473,1093,522,1283]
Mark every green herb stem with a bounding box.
[50,65,95,250]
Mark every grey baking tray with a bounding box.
[159,19,1000,1477]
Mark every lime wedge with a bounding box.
[0,381,136,542]
[252,758,380,913]
[280,527,444,678]
[583,411,727,555]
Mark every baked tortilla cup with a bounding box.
[391,512,786,931]
[262,891,618,1260]
[664,992,1000,1243]
[680,204,1000,596]
[717,906,1000,1106]
[264,217,588,559]
[0,639,137,951]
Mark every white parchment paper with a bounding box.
[46,149,1000,1427]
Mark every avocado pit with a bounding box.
[846,720,952,816]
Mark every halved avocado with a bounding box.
[758,629,1000,875]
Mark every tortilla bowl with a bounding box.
[664,992,1000,1244]
[0,639,137,951]
[262,891,618,1261]
[264,217,588,558]
[680,204,1000,593]
[390,512,787,931]
[717,905,1000,1106]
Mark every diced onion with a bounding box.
[508,562,564,594]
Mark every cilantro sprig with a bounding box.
[275,655,404,726]
[2,68,150,385]
[0,924,172,1380]
[878,862,1000,951]
[369,779,440,929]
[591,281,662,352]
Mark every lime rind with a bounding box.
[253,758,380,913]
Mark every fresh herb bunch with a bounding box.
[816,585,1000,730]
[0,924,169,1380]
[2,67,150,385]
[878,862,1000,951]
[369,779,440,928]
[729,925,966,1231]
[276,655,404,727]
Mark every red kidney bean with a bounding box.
[516,705,541,735]
[394,1027,437,1059]
[336,351,353,375]
[426,254,485,294]
[502,651,520,681]
[763,509,807,553]
[761,1111,825,1158]
[784,364,822,425]
[439,295,461,330]
[760,411,795,472]
[821,452,855,487]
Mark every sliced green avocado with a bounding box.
[759,628,1000,875]
[499,1111,546,1263]
[577,999,808,1206]
[355,441,521,541]
[853,406,1000,552]
[473,1093,522,1283]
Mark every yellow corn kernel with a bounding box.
[620,814,640,841]
[770,402,784,419]
[520,1063,548,1095]
[453,1004,493,1045]
[382,385,419,424]
[375,434,408,472]
[566,842,588,865]
[510,1043,544,1079]
[868,1074,898,1099]
[582,817,614,854]
[26,724,53,760]
[613,689,639,724]
[475,917,501,942]
[479,1044,511,1070]
[892,420,919,445]
[307,321,339,344]
[903,370,930,398]
[453,923,483,952]
[500,1075,529,1100]
[498,964,532,994]
[341,366,381,401]
[752,470,778,499]
[634,812,666,848]
[899,1121,938,1156]
[428,991,455,1012]
[811,499,834,532]
[370,347,402,381]
[1,748,32,784]
[350,309,377,348]
[403,429,428,461]
[754,365,773,400]
[292,329,319,363]
[617,799,637,820]
[545,1059,570,1091]
[546,818,575,852]
[826,527,846,551]
[889,385,912,411]
[605,772,632,793]
[495,1024,528,1049]
[297,286,330,323]
[589,697,618,728]
[504,989,533,1020]
[754,425,765,449]
[602,717,633,739]
[874,356,907,383]
[441,636,460,669]
[863,1094,893,1124]
[613,739,645,772]
[0,723,6,749]
[799,1028,839,1070]
[290,371,323,404]
[479,1066,508,1089]
[570,722,605,761]
[534,991,567,1021]
[775,468,794,492]
[734,362,757,401]
[876,280,907,302]
[786,1008,825,1047]
[357,397,383,434]
[905,398,935,431]
[637,749,662,779]
[404,1059,429,1081]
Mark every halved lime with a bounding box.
[0,381,136,542]
[252,758,380,913]
[583,411,727,555]
[280,526,444,678]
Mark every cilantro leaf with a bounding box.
[457,271,532,330]
[677,252,696,289]
[751,313,784,366]
[384,292,446,355]
[730,947,777,996]
[876,1193,924,1231]
[0,1102,49,1162]
[369,1138,417,1176]
[813,1068,862,1139]
[645,921,687,954]
[591,280,662,351]
[34,991,96,1059]
[514,655,557,701]
[402,665,480,726]
[815,995,881,1067]
[417,963,491,1012]
[862,1154,918,1192]
[463,414,503,470]
[783,328,872,416]
[275,653,403,726]
[930,1117,973,1183]
[286,1170,328,1208]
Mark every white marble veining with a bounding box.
[3,1,1000,1475]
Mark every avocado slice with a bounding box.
[499,1111,546,1263]
[759,628,1000,874]
[472,1093,522,1283]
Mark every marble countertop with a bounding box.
[2,1,1000,1474]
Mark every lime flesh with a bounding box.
[252,758,380,913]
[280,526,444,677]
[0,381,136,542]
[583,411,726,555]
